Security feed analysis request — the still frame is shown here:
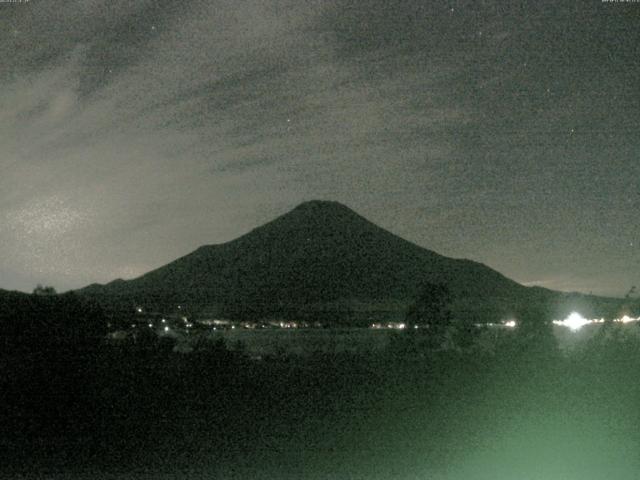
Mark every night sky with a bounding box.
[1,0,638,296]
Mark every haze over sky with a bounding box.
[1,0,638,296]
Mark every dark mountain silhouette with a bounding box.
[77,201,623,323]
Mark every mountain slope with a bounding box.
[77,201,621,323]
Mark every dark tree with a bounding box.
[33,284,57,296]
[624,286,639,316]
[405,282,453,348]
[624,286,637,299]
[513,303,559,359]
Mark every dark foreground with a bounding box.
[2,327,640,480]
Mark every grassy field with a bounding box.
[2,323,640,479]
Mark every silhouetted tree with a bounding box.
[624,286,639,316]
[450,315,480,351]
[513,303,559,360]
[405,282,452,348]
[33,284,57,296]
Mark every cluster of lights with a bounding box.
[370,322,407,330]
[123,307,638,337]
[553,312,640,331]
[277,321,300,329]
[618,315,638,324]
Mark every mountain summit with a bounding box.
[78,201,618,323]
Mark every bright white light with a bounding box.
[164,326,170,332]
[398,323,406,330]
[555,312,590,331]
[504,320,516,328]
[619,315,635,324]
[136,307,143,313]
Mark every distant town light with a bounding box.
[164,326,170,332]
[148,323,153,328]
[136,307,143,313]
[504,320,516,328]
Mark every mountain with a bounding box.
[77,201,623,324]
